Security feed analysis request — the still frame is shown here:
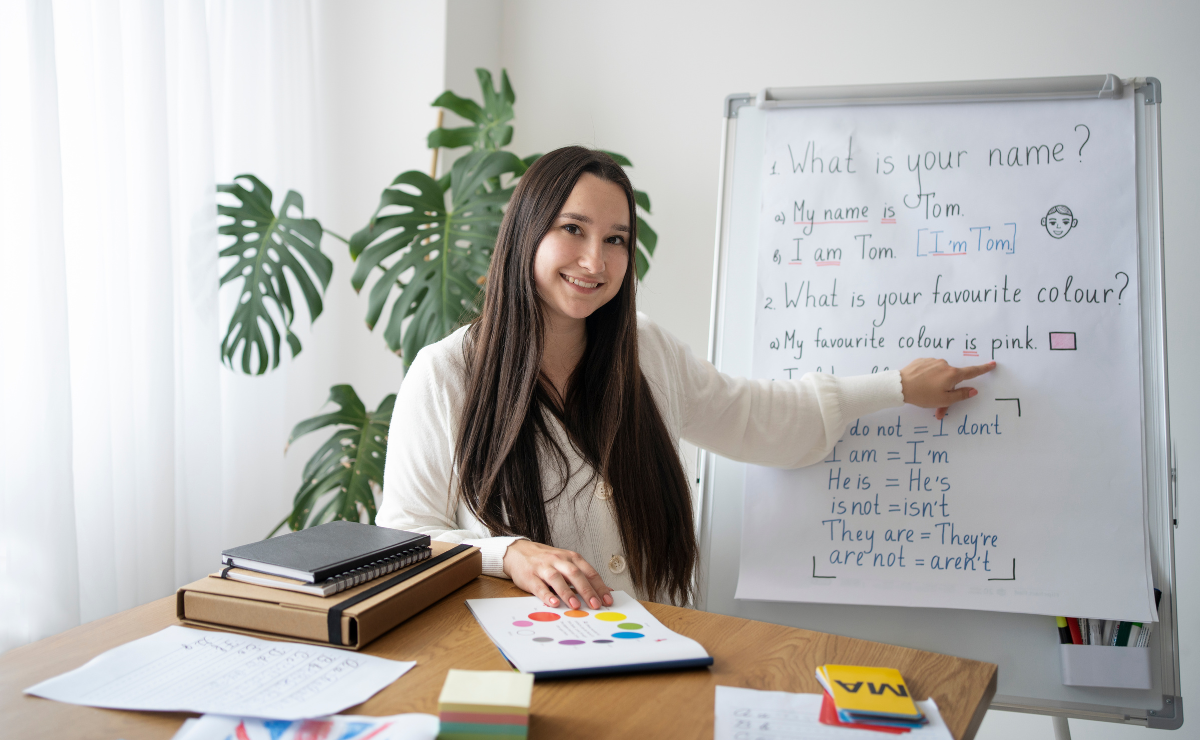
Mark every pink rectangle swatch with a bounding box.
[1049,332,1077,350]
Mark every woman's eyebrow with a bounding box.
[560,211,629,232]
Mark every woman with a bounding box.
[377,147,992,611]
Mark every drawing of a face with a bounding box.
[1041,206,1077,239]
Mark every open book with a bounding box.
[465,590,713,678]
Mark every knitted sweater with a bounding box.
[377,313,904,600]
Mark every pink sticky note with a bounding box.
[1049,332,1077,350]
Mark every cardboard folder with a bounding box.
[177,541,481,650]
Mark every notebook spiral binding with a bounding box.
[323,546,432,595]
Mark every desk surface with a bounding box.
[2,577,996,739]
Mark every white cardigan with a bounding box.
[377,313,904,599]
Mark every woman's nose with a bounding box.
[578,239,605,273]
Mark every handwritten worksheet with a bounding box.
[715,686,952,740]
[25,626,414,719]
[737,97,1156,621]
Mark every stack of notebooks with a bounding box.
[219,520,433,596]
[816,664,928,733]
[437,669,533,740]
[176,521,482,649]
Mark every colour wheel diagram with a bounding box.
[508,608,648,644]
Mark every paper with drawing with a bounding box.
[466,590,710,675]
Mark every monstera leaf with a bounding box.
[349,149,524,364]
[218,175,332,374]
[427,69,514,152]
[274,385,396,534]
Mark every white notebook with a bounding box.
[465,590,713,678]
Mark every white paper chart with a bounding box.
[735,97,1156,621]
[25,626,414,719]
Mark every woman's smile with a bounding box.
[562,273,603,291]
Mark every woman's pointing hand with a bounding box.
[899,358,997,420]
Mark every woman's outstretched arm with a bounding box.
[642,317,993,467]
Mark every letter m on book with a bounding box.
[868,682,908,697]
[834,681,864,693]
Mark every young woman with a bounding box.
[377,147,993,611]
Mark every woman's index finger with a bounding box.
[957,361,997,381]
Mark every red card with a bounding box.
[819,691,911,734]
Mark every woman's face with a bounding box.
[533,173,630,326]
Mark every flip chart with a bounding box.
[735,97,1156,621]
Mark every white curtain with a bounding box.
[0,0,324,653]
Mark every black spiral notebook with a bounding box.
[220,521,430,583]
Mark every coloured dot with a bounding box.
[528,612,560,622]
[594,612,626,622]
[593,639,613,643]
[512,620,533,627]
[617,623,643,630]
[612,632,644,639]
[563,610,588,618]
[559,639,585,645]
[532,637,554,642]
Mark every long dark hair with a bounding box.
[454,146,697,604]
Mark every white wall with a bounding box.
[442,0,502,174]
[310,0,446,406]
[236,0,448,545]
[493,1,1198,738]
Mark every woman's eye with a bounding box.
[606,235,625,245]
[564,224,582,235]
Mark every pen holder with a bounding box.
[1059,645,1151,689]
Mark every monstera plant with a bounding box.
[216,69,659,533]
[351,69,658,364]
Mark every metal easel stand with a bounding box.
[1052,716,1072,740]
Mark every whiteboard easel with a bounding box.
[697,75,1180,730]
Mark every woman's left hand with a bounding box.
[899,358,996,420]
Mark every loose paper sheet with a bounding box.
[172,712,439,740]
[465,590,709,674]
[25,626,415,719]
[736,97,1156,621]
[715,686,952,740]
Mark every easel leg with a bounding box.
[1052,715,1072,740]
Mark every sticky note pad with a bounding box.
[438,669,533,739]
[818,665,922,721]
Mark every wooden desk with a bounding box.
[2,577,996,739]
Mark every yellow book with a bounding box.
[817,664,924,722]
